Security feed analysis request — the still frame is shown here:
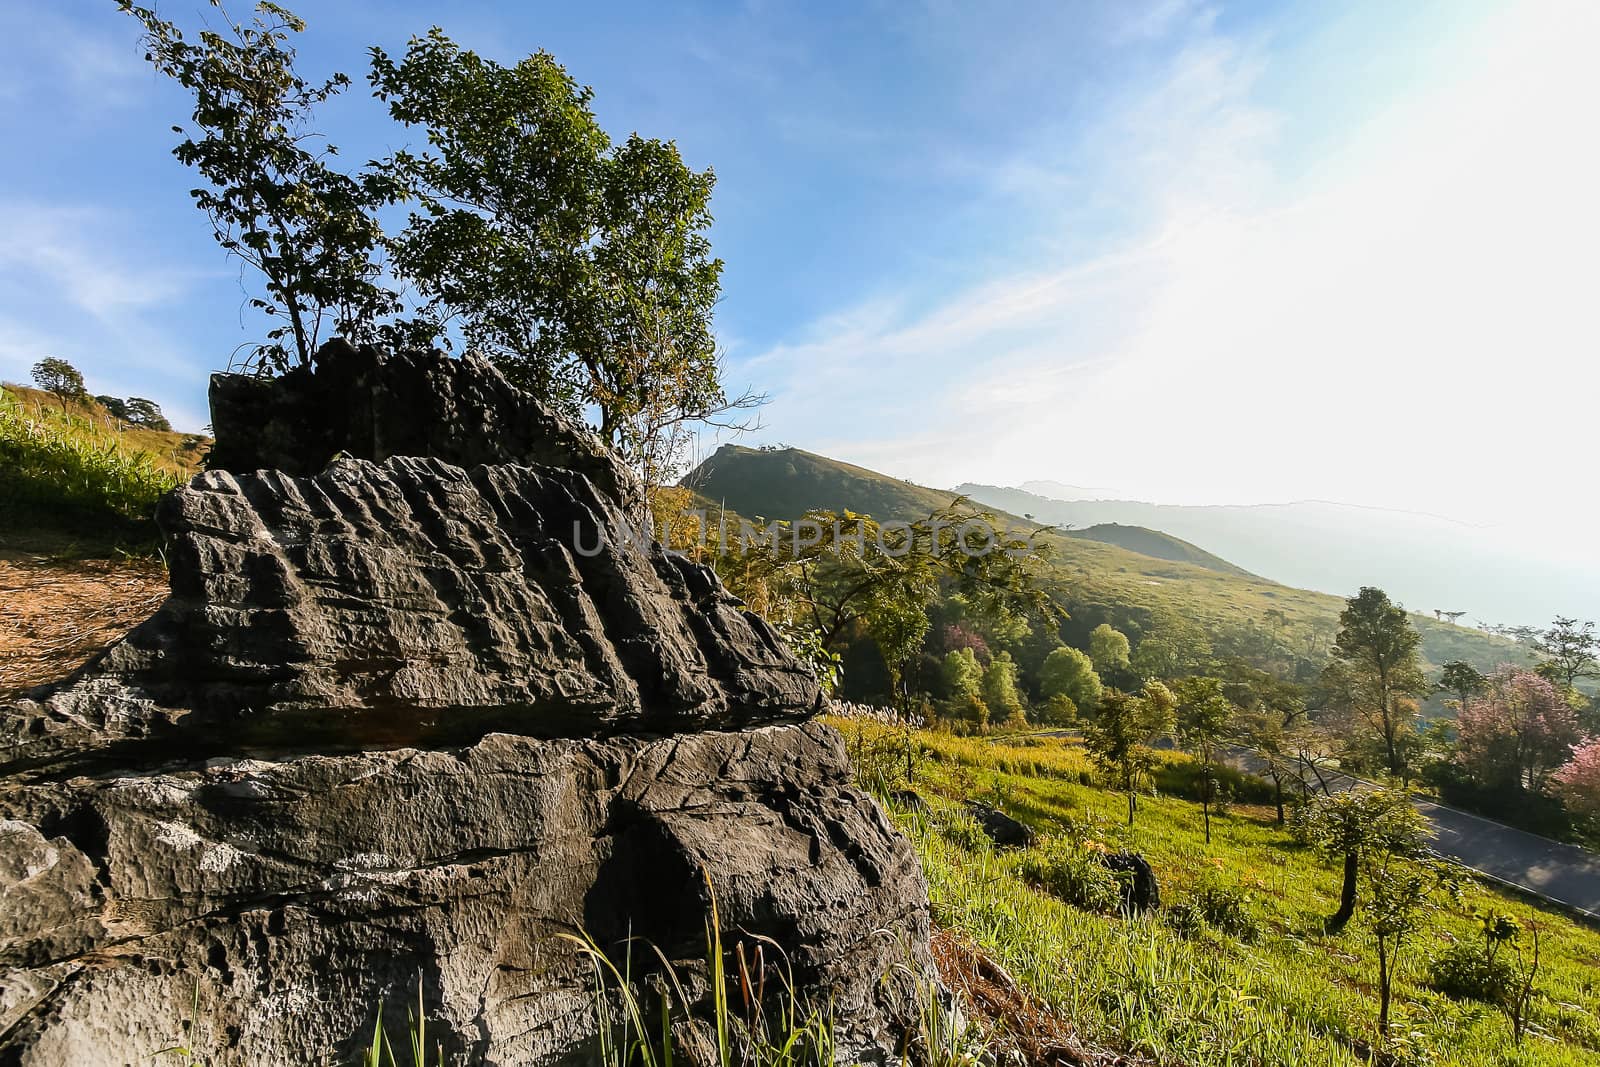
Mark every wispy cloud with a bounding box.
[0,201,212,429]
[733,0,1600,543]
[0,203,194,313]
[0,7,147,114]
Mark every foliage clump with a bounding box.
[1020,838,1125,916]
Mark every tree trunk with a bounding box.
[1329,851,1358,931]
[1377,937,1392,1036]
[1273,775,1285,827]
[1127,789,1136,826]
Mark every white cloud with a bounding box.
[0,204,193,313]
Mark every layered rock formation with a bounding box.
[0,345,933,1066]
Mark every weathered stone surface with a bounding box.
[2,455,819,775]
[0,344,934,1065]
[0,722,932,1066]
[207,340,641,512]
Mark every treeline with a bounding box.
[671,496,1600,846]
[28,357,172,430]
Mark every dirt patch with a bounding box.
[0,555,166,698]
[930,926,1146,1066]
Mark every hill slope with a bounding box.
[684,445,1527,676]
[1,383,208,552]
[685,446,1252,576]
[961,481,1598,628]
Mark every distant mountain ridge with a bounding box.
[682,445,1528,676]
[958,483,1599,627]
[685,446,1250,576]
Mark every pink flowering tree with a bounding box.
[1456,667,1583,794]
[1552,738,1600,820]
[940,623,991,664]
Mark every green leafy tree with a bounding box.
[124,398,173,432]
[122,1,400,372]
[981,651,1026,726]
[940,648,989,727]
[1436,660,1488,712]
[1533,616,1599,692]
[1364,851,1454,1038]
[95,395,132,422]
[1088,623,1131,678]
[1040,693,1078,726]
[1303,788,1428,932]
[1038,646,1102,717]
[1083,681,1176,826]
[712,504,1057,713]
[1217,659,1307,825]
[1173,676,1236,844]
[1330,587,1426,775]
[1130,614,1212,682]
[862,590,931,715]
[31,358,87,413]
[370,31,754,485]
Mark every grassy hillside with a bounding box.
[0,384,207,552]
[683,444,1526,677]
[1068,521,1256,578]
[843,719,1600,1067]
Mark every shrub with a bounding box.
[1427,941,1516,1006]
[936,809,993,854]
[1020,839,1125,915]
[1167,875,1265,942]
[1153,759,1275,806]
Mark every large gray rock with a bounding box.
[0,345,934,1064]
[0,723,931,1066]
[206,340,642,513]
[2,454,818,776]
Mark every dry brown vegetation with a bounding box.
[0,551,166,698]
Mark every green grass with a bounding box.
[0,384,195,547]
[840,719,1600,1067]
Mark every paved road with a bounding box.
[1226,749,1600,920]
[1040,730,1600,920]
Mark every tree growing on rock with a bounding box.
[121,1,402,372]
[1083,681,1176,826]
[370,30,759,485]
[1302,788,1427,932]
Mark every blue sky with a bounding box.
[3,0,1597,535]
